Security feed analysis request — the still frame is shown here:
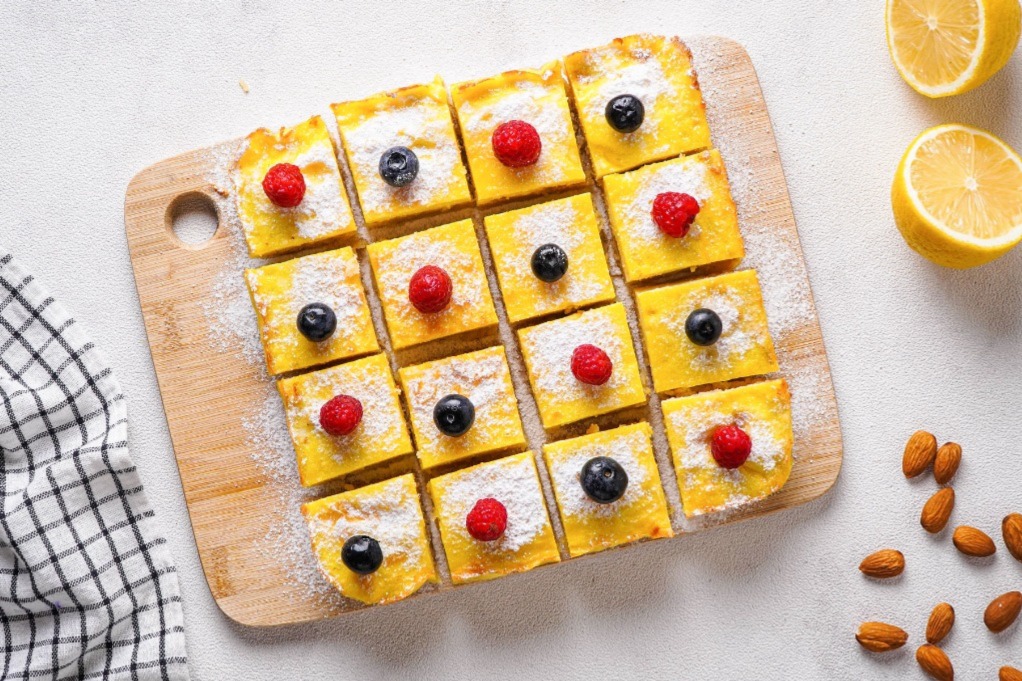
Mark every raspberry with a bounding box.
[408,265,453,314]
[710,424,752,469]
[571,344,613,386]
[262,163,306,208]
[491,120,542,168]
[465,498,507,542]
[319,394,363,437]
[651,191,700,238]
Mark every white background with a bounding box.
[3,1,1022,679]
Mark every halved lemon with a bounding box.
[893,124,1022,268]
[886,0,1021,97]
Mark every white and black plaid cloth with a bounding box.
[0,251,189,680]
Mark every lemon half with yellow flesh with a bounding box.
[886,0,1021,97]
[893,124,1022,268]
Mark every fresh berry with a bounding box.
[296,302,336,342]
[571,344,613,386]
[319,394,363,437]
[580,456,629,504]
[262,163,306,208]
[711,424,752,469]
[605,94,645,133]
[651,191,700,238]
[531,243,569,283]
[433,394,475,437]
[379,146,419,187]
[465,498,508,542]
[408,265,453,314]
[685,308,723,346]
[341,535,383,575]
[491,120,542,168]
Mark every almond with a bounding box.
[856,621,909,652]
[933,442,962,484]
[985,591,1022,633]
[903,430,938,478]
[926,602,955,644]
[952,526,997,557]
[1003,513,1022,562]
[1001,667,1022,681]
[921,488,955,533]
[859,549,906,578]
[916,644,954,680]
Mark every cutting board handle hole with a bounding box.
[168,192,219,249]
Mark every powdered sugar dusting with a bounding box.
[622,160,712,243]
[582,59,672,130]
[279,144,353,240]
[548,429,651,519]
[665,289,762,372]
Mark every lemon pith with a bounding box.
[886,0,1021,98]
[892,124,1022,268]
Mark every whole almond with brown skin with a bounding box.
[933,442,962,484]
[985,591,1022,633]
[1004,513,1022,562]
[921,488,955,533]
[859,549,905,578]
[904,430,938,478]
[856,621,908,652]
[926,602,955,644]
[952,526,997,557]
[916,644,954,680]
[1001,666,1022,681]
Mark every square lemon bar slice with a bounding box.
[662,379,793,518]
[517,303,646,430]
[451,61,587,206]
[245,246,378,376]
[367,219,498,352]
[543,422,673,558]
[398,346,526,470]
[278,354,413,487]
[332,77,472,227]
[428,451,560,584]
[302,474,437,606]
[232,115,356,258]
[564,34,712,178]
[602,150,742,283]
[484,193,615,325]
[635,269,778,394]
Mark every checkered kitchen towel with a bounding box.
[0,251,188,680]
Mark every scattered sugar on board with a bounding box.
[436,455,548,553]
[549,429,651,519]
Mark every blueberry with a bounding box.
[605,94,645,133]
[379,146,419,187]
[433,394,475,437]
[580,456,629,504]
[296,303,337,342]
[685,308,723,346]
[341,535,383,575]
[531,243,569,283]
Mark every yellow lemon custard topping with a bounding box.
[635,270,778,394]
[244,246,378,376]
[367,219,498,351]
[451,62,587,206]
[428,452,560,584]
[517,303,646,430]
[662,379,793,518]
[398,346,526,470]
[602,150,743,283]
[278,354,413,487]
[543,422,673,558]
[302,474,437,605]
[564,34,712,178]
[332,77,472,226]
[233,115,356,258]
[483,193,615,325]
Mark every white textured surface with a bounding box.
[2,2,1022,679]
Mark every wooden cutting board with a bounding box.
[124,36,843,627]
